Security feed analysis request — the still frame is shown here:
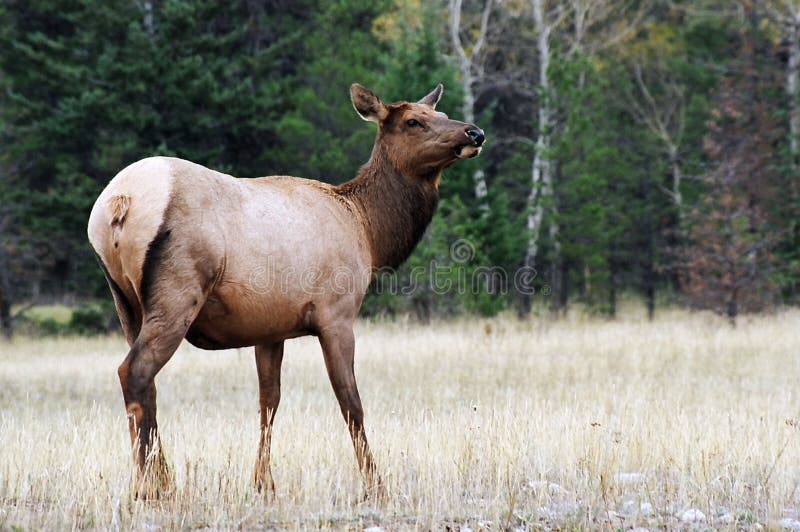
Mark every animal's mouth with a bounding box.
[454,145,482,159]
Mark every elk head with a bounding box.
[351,83,485,179]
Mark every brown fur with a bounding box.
[87,84,484,499]
[337,145,440,269]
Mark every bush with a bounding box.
[67,304,111,335]
[16,302,116,336]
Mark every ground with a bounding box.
[1,309,799,530]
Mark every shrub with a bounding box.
[66,304,111,335]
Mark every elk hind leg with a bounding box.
[118,284,205,499]
[94,253,140,346]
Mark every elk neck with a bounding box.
[336,142,440,271]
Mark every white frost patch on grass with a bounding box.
[779,518,800,530]
[718,512,735,524]
[639,502,655,516]
[527,480,567,495]
[680,509,706,523]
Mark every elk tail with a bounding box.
[108,194,131,227]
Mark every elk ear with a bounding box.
[418,84,443,108]
[350,83,388,123]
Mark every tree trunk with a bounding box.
[608,255,617,318]
[558,260,568,315]
[668,144,684,225]
[413,293,431,324]
[645,277,655,321]
[787,10,800,167]
[643,248,655,321]
[448,0,491,201]
[517,292,532,318]
[522,0,555,316]
[0,282,12,339]
[726,289,738,327]
[785,9,800,305]
[582,262,591,301]
[548,176,562,313]
[549,260,561,315]
[548,180,564,315]
[456,60,488,201]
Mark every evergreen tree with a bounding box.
[682,7,783,323]
[266,0,391,183]
[1,0,799,325]
[0,0,309,317]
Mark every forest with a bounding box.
[1,0,799,335]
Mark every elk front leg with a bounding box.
[253,341,284,495]
[319,324,384,499]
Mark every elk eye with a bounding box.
[406,118,421,128]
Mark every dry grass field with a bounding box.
[1,308,799,530]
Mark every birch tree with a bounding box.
[763,0,800,166]
[567,0,641,55]
[522,0,639,315]
[626,62,687,220]
[761,1,800,289]
[448,0,493,199]
[521,0,557,315]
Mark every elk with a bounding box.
[87,83,484,499]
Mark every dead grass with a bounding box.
[1,309,799,530]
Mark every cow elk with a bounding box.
[87,83,484,499]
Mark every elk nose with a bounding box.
[465,127,485,147]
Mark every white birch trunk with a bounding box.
[525,0,555,274]
[669,144,683,222]
[787,9,800,165]
[627,63,686,223]
[449,0,491,200]
[134,0,155,37]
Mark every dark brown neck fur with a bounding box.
[336,143,440,270]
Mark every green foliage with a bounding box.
[67,303,112,335]
[547,54,638,311]
[0,0,309,303]
[682,17,784,321]
[16,302,113,336]
[267,0,391,182]
[2,0,800,328]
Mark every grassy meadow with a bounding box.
[1,308,799,530]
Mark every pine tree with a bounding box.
[0,0,308,315]
[682,8,783,324]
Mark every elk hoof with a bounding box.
[133,454,174,500]
[362,476,387,503]
[253,462,276,498]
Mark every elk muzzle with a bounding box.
[457,126,486,159]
